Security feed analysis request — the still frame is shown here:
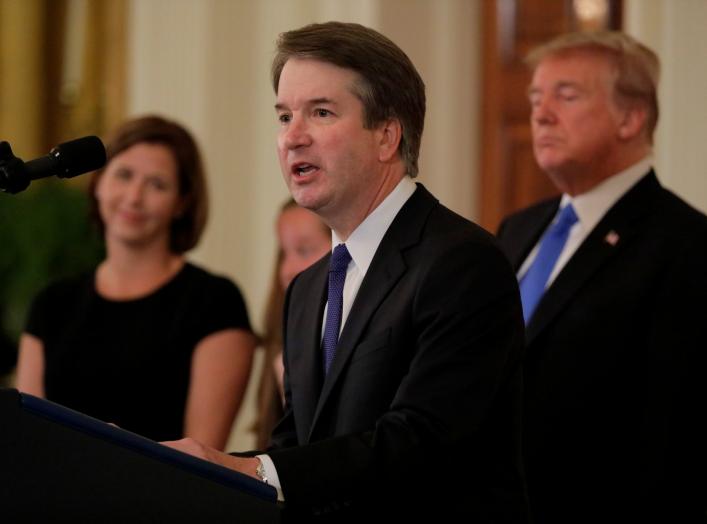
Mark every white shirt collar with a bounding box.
[331,176,417,277]
[561,155,653,232]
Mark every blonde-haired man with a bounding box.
[497,31,707,523]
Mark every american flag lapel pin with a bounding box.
[604,230,620,246]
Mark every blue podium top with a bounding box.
[19,391,277,502]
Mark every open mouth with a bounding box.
[292,162,319,176]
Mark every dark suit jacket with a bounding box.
[497,172,707,523]
[268,184,529,522]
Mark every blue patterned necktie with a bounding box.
[322,243,352,374]
[519,204,578,324]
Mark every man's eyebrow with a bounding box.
[274,97,337,111]
[527,80,583,97]
[309,97,335,105]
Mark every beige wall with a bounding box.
[624,0,707,214]
[0,0,45,157]
[126,0,706,449]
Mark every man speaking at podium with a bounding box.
[166,21,529,522]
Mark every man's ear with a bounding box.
[377,118,402,163]
[618,105,647,141]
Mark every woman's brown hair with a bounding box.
[88,115,208,253]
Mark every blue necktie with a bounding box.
[322,243,352,374]
[519,204,578,324]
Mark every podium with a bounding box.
[0,388,281,522]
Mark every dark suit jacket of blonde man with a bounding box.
[497,171,707,523]
[266,183,529,522]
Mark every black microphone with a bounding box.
[0,136,107,194]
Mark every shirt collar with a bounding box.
[331,176,417,276]
[561,155,653,232]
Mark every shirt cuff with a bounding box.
[256,454,284,502]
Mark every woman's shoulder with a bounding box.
[26,270,96,334]
[171,262,252,330]
[35,270,96,303]
[176,262,245,302]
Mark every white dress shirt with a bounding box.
[517,156,654,288]
[258,175,417,499]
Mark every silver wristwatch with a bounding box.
[255,458,269,484]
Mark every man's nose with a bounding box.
[281,116,312,150]
[532,97,556,125]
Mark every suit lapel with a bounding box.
[309,244,406,434]
[507,202,559,271]
[287,256,329,442]
[526,172,661,344]
[307,184,436,440]
[526,221,635,343]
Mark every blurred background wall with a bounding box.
[1,0,705,449]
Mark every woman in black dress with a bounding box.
[16,115,256,449]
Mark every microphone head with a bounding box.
[50,135,107,178]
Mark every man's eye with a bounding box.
[315,109,332,117]
[278,114,291,124]
[558,90,579,101]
